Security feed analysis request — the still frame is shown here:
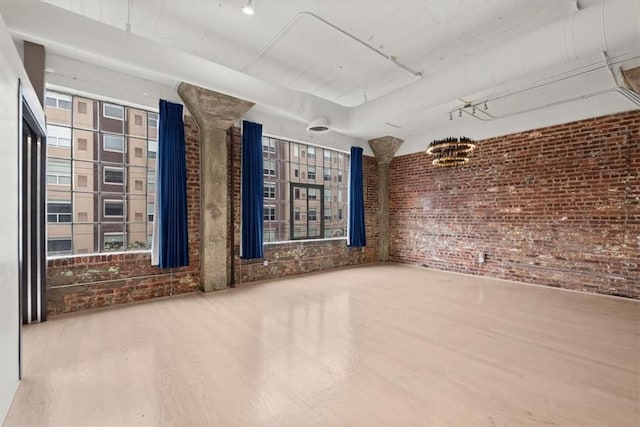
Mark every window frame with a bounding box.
[47,201,72,223]
[103,103,124,120]
[45,92,72,110]
[46,158,72,185]
[103,199,125,218]
[263,204,276,222]
[264,182,276,199]
[289,183,324,240]
[103,232,125,252]
[103,166,124,185]
[47,238,73,256]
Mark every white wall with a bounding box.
[0,12,42,423]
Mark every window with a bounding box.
[338,170,343,183]
[104,134,124,152]
[45,92,72,110]
[148,140,157,159]
[103,103,124,120]
[147,170,156,192]
[264,205,276,221]
[103,166,124,184]
[47,238,72,256]
[324,168,331,181]
[148,112,158,128]
[308,188,318,200]
[260,136,349,242]
[263,159,276,177]
[290,183,324,240]
[148,202,155,222]
[262,138,276,154]
[264,228,277,242]
[47,159,71,185]
[44,91,157,256]
[264,182,276,199]
[47,201,72,223]
[103,233,124,252]
[47,125,71,148]
[338,208,343,220]
[104,200,124,217]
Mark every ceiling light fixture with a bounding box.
[306,117,330,133]
[242,0,255,15]
[426,137,476,167]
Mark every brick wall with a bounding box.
[229,127,379,284]
[389,111,640,298]
[47,115,202,315]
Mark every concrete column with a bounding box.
[368,136,403,262]
[177,83,254,292]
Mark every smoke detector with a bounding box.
[306,117,330,133]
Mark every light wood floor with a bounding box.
[4,264,639,426]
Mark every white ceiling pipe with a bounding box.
[1,0,637,137]
[0,0,351,130]
[347,0,640,134]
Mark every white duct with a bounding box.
[0,0,351,129]
[1,0,638,137]
[347,0,640,134]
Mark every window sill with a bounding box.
[264,237,347,246]
[47,249,151,261]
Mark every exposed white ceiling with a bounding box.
[1,0,639,155]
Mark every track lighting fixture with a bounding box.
[484,101,488,110]
[449,112,453,121]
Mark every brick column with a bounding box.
[178,83,253,291]
[368,136,403,262]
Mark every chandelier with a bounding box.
[425,137,476,167]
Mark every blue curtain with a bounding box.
[348,146,366,247]
[154,100,189,268]
[241,120,264,259]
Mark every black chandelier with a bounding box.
[425,137,476,167]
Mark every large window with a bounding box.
[261,136,349,243]
[45,90,157,256]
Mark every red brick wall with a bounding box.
[229,127,379,283]
[47,115,202,315]
[389,111,640,298]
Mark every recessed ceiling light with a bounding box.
[242,0,255,15]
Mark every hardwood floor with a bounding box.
[4,264,639,426]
